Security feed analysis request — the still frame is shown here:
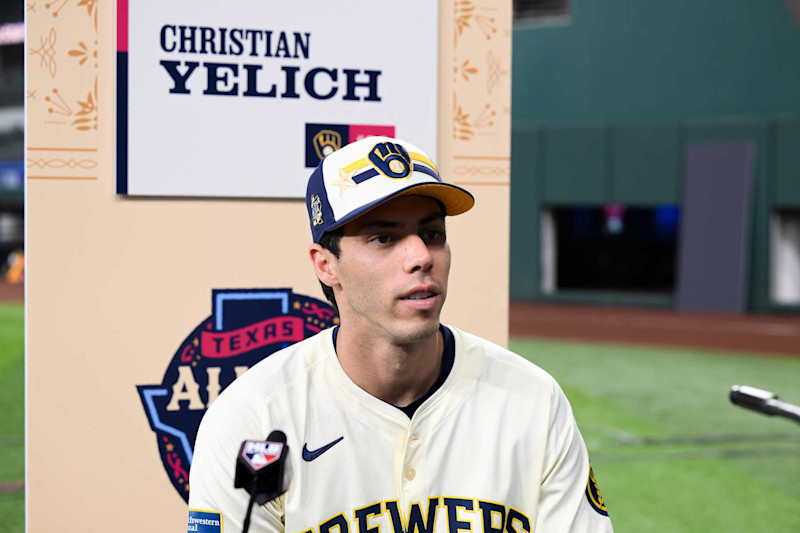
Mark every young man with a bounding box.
[188,137,613,532]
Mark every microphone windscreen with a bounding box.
[266,430,287,444]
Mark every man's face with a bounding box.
[332,195,451,345]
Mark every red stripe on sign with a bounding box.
[348,124,396,144]
[117,0,129,52]
[199,316,305,358]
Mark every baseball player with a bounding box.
[188,137,613,532]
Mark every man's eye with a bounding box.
[424,230,444,242]
[371,234,392,244]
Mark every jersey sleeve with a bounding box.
[188,392,285,533]
[533,381,614,532]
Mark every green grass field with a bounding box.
[1,305,798,531]
[0,302,24,533]
[511,337,800,532]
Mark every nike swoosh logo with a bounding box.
[302,436,344,462]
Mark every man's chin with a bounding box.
[391,318,441,346]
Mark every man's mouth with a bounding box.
[401,291,437,300]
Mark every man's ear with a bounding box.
[308,244,339,287]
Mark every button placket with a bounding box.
[400,421,425,505]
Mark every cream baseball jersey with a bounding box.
[188,326,613,532]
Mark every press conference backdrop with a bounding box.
[26,1,511,530]
[117,0,438,197]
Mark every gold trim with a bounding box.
[451,181,509,186]
[27,147,97,152]
[27,175,97,180]
[453,155,509,161]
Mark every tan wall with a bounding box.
[25,1,510,530]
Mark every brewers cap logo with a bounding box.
[311,195,323,226]
[585,464,609,516]
[368,141,412,179]
[313,130,342,160]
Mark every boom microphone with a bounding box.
[234,430,292,532]
[730,385,800,425]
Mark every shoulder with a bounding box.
[444,326,579,449]
[188,333,334,526]
[198,330,331,436]
[449,326,566,404]
[452,327,560,386]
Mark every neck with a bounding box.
[336,324,443,407]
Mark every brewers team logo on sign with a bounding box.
[137,288,338,502]
[312,130,343,160]
[305,123,396,167]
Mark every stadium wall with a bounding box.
[510,0,800,313]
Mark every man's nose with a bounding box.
[402,234,433,273]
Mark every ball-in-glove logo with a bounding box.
[368,141,412,179]
[313,130,342,159]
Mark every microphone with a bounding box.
[730,385,800,425]
[234,430,292,532]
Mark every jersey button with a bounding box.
[405,467,416,480]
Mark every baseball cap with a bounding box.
[306,136,474,243]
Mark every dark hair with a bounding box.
[317,229,342,312]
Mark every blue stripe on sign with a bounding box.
[142,388,194,464]
[214,291,289,331]
[116,51,129,194]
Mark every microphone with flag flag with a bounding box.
[235,430,292,532]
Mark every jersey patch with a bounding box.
[585,464,609,516]
[187,509,223,532]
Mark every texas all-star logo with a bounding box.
[137,288,338,502]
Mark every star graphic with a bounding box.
[330,167,358,197]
